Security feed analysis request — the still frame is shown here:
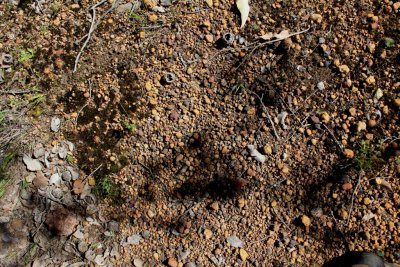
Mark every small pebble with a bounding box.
[204,229,212,239]
[239,248,249,261]
[205,35,214,43]
[343,149,354,159]
[167,257,178,267]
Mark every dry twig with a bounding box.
[346,170,364,225]
[73,0,119,72]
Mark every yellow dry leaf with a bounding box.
[260,29,290,40]
[236,0,250,28]
[88,176,96,186]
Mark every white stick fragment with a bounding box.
[247,145,266,163]
[277,111,288,130]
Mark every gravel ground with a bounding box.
[0,0,399,266]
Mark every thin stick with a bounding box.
[346,170,364,225]
[251,92,280,140]
[85,164,103,181]
[74,103,88,126]
[248,27,311,50]
[73,0,108,72]
[322,123,343,151]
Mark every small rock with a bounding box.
[317,81,325,90]
[210,202,219,211]
[367,119,377,128]
[374,88,383,100]
[366,76,376,85]
[51,117,61,132]
[343,149,354,159]
[238,198,245,208]
[263,145,272,154]
[160,0,173,6]
[338,208,348,220]
[133,258,144,267]
[62,170,72,182]
[205,0,213,7]
[247,168,256,177]
[187,67,193,75]
[311,139,318,145]
[141,230,150,239]
[169,110,179,121]
[320,112,330,123]
[167,257,178,267]
[178,249,190,260]
[148,14,158,22]
[357,121,367,132]
[147,209,156,218]
[364,197,372,205]
[339,65,350,74]
[121,234,142,246]
[310,115,320,124]
[349,107,357,117]
[116,2,133,13]
[311,13,323,23]
[205,35,214,43]
[394,2,400,11]
[342,182,353,191]
[185,262,196,267]
[301,215,311,227]
[227,236,243,248]
[394,98,400,107]
[204,229,212,239]
[366,133,374,140]
[143,0,157,9]
[239,248,249,261]
[23,154,43,171]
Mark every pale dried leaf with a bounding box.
[227,235,244,248]
[236,0,250,28]
[260,29,292,41]
[23,154,43,171]
[247,145,266,163]
[362,212,376,221]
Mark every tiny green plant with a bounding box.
[129,11,146,26]
[28,93,45,107]
[66,154,76,165]
[355,140,385,171]
[18,48,35,63]
[94,176,121,201]
[230,81,246,94]
[122,121,136,133]
[251,23,260,32]
[382,37,395,48]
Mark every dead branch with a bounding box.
[73,0,119,72]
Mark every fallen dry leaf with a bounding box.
[72,179,84,195]
[236,0,250,28]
